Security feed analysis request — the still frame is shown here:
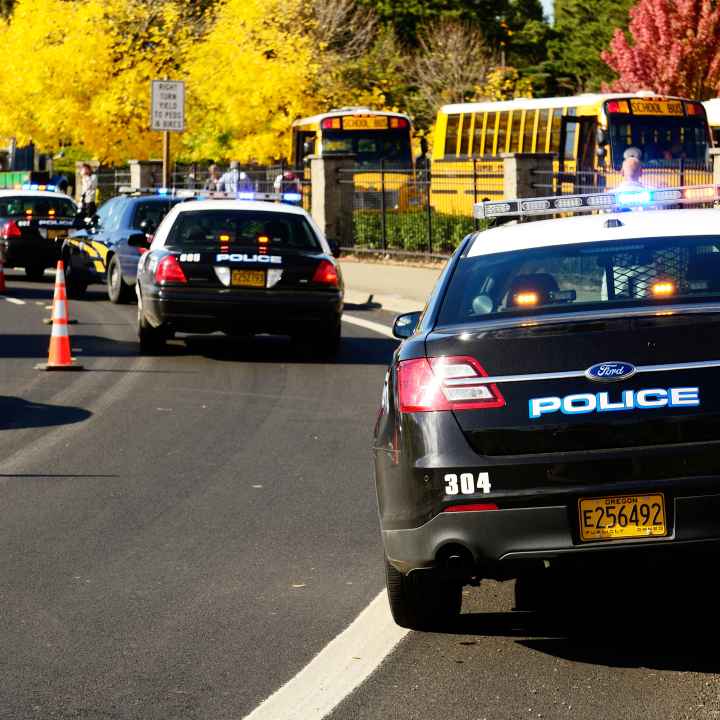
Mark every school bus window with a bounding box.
[460,114,472,156]
[506,111,516,153]
[495,112,508,156]
[549,109,562,154]
[474,113,487,155]
[522,110,536,153]
[536,109,550,152]
[466,114,477,155]
[563,120,577,160]
[485,112,498,156]
[445,114,460,158]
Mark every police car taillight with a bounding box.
[312,260,339,286]
[397,356,505,412]
[0,220,21,239]
[155,255,188,285]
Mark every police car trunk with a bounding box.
[425,204,720,546]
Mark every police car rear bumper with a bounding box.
[0,237,61,268]
[144,288,343,333]
[383,490,720,576]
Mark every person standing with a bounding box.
[79,163,98,218]
[218,160,241,193]
[204,164,222,191]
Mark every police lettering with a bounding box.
[215,253,282,264]
[528,387,700,420]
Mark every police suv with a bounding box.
[135,192,343,355]
[0,186,77,279]
[375,185,720,630]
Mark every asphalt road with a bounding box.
[3,269,720,720]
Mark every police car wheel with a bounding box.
[137,305,167,353]
[107,256,131,304]
[384,556,462,631]
[313,316,341,358]
[64,256,87,299]
[25,264,45,281]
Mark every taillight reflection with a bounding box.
[397,356,505,412]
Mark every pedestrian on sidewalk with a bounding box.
[204,164,222,191]
[79,163,98,219]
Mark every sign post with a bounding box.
[151,80,185,188]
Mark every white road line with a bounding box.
[342,314,395,339]
[242,591,408,720]
[3,296,25,305]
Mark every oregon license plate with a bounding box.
[46,228,67,239]
[578,494,667,542]
[231,269,265,287]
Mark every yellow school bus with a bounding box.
[291,107,415,209]
[432,93,712,214]
[703,98,720,146]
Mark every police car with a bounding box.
[135,193,343,355]
[0,186,77,279]
[63,191,182,301]
[376,185,720,629]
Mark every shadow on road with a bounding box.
[179,333,398,365]
[0,395,91,430]
[452,555,720,673]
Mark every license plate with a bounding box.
[231,269,265,287]
[578,493,667,542]
[46,228,68,239]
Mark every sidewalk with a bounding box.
[340,258,444,313]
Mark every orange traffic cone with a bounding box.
[43,262,76,324]
[35,261,83,371]
[0,262,6,294]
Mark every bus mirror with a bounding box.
[596,128,608,146]
[596,146,607,159]
[303,141,312,158]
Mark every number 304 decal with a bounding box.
[444,472,491,496]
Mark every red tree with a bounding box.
[602,0,720,99]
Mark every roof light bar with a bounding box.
[20,183,58,192]
[116,187,302,204]
[474,184,720,220]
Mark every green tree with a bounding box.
[548,0,634,92]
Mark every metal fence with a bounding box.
[339,160,504,257]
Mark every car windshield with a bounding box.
[0,195,76,218]
[437,235,720,326]
[166,210,320,251]
[132,200,177,231]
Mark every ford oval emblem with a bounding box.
[585,361,637,382]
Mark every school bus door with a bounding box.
[559,116,598,191]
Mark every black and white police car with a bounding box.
[375,185,720,629]
[135,192,343,355]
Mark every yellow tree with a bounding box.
[182,0,320,163]
[0,0,199,163]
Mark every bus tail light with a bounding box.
[397,356,505,412]
[155,255,187,285]
[390,117,409,129]
[321,118,341,129]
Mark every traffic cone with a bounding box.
[0,262,5,294]
[35,261,83,371]
[43,261,76,324]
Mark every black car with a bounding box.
[135,198,343,355]
[0,190,77,279]
[375,199,720,630]
[63,192,182,301]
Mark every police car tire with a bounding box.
[384,556,462,631]
[25,264,45,281]
[107,255,131,304]
[64,256,87,299]
[137,308,167,353]
[314,316,341,358]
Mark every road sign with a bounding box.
[151,80,185,132]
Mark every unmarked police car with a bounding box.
[135,193,343,355]
[375,185,720,629]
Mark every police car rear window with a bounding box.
[437,236,720,325]
[166,210,320,251]
[0,195,76,219]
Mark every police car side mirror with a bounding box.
[329,240,341,258]
[128,232,150,248]
[393,311,421,340]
